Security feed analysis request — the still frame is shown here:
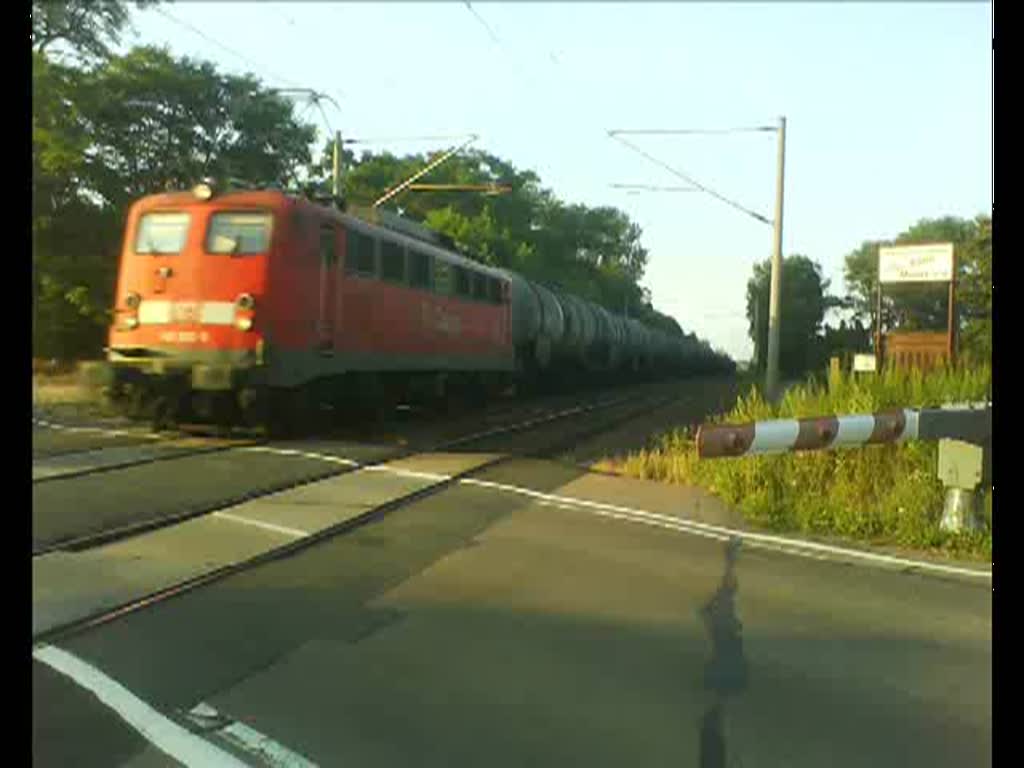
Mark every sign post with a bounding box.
[876,243,956,370]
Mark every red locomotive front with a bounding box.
[106,184,285,425]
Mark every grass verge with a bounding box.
[595,365,992,561]
[32,363,120,421]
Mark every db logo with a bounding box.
[173,302,198,322]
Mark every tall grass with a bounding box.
[600,364,992,560]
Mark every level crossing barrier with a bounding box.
[696,403,992,532]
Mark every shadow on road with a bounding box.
[698,537,748,768]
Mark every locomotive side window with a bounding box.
[472,272,487,301]
[319,225,337,265]
[206,212,272,254]
[409,249,432,290]
[345,229,377,277]
[454,266,470,297]
[135,212,191,254]
[487,277,503,305]
[381,239,406,282]
[434,260,453,295]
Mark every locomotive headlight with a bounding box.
[236,316,253,331]
[125,292,141,309]
[192,182,214,201]
[123,316,139,330]
[235,293,255,311]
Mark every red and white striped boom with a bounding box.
[696,405,991,459]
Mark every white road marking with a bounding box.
[212,511,309,539]
[363,465,451,482]
[242,446,360,466]
[457,477,992,581]
[33,418,160,441]
[187,702,318,767]
[33,645,251,767]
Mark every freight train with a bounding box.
[99,181,729,434]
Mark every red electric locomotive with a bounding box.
[104,181,515,433]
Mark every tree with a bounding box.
[956,215,992,363]
[820,319,872,367]
[746,255,830,376]
[33,51,121,357]
[32,0,160,62]
[74,47,314,210]
[842,215,991,362]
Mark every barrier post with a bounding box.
[937,438,987,533]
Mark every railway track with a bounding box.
[32,377,694,550]
[32,376,713,644]
[30,380,600,481]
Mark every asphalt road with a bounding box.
[32,377,990,767]
[32,427,154,459]
[34,456,990,767]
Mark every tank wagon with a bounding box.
[100,182,726,432]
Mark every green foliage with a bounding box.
[603,365,992,559]
[745,255,831,375]
[32,0,160,62]
[77,46,315,210]
[819,319,872,369]
[956,215,992,364]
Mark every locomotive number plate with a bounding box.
[159,330,210,343]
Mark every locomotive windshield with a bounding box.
[135,212,191,254]
[206,211,273,255]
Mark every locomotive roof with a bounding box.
[133,187,685,342]
[132,188,506,278]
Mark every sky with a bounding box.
[124,2,992,361]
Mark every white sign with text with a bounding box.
[878,243,954,283]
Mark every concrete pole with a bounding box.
[765,116,787,400]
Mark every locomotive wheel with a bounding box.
[119,384,150,421]
[150,394,174,432]
[266,387,315,439]
[266,388,295,439]
[239,387,266,431]
[211,392,240,437]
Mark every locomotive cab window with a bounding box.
[135,212,191,254]
[381,240,406,282]
[206,212,272,254]
[472,272,488,301]
[454,266,470,297]
[346,229,377,277]
[409,249,432,289]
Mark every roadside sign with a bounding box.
[876,242,957,369]
[879,243,954,284]
[852,354,877,373]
